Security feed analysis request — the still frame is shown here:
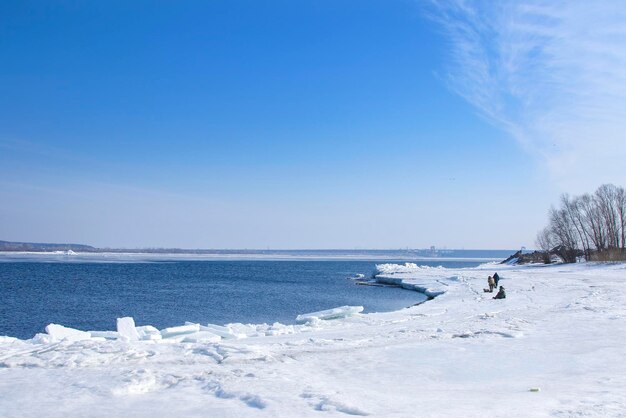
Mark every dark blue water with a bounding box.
[0,258,491,339]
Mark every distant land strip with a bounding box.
[0,240,515,258]
[0,240,296,254]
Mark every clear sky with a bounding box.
[1,1,625,249]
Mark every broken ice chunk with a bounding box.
[45,324,92,342]
[160,323,200,339]
[182,331,222,343]
[136,325,162,341]
[155,334,188,343]
[89,331,120,340]
[117,317,140,341]
[198,324,246,339]
[30,333,54,344]
[295,306,364,323]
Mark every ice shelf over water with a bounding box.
[374,262,455,297]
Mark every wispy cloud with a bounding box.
[430,0,626,191]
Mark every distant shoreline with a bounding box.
[0,240,516,256]
[0,251,507,263]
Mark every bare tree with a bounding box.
[561,194,590,260]
[595,184,620,249]
[535,226,554,263]
[548,206,579,263]
[538,184,626,262]
[578,193,606,252]
[617,186,626,250]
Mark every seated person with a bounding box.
[493,286,506,299]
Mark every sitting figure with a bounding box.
[493,286,506,299]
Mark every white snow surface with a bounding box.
[1,262,626,417]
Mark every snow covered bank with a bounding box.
[2,262,626,417]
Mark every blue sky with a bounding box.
[2,1,622,249]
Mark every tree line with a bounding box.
[536,184,626,263]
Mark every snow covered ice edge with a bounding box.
[31,305,370,345]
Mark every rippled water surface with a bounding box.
[0,256,497,339]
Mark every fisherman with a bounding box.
[493,286,506,299]
[487,276,495,292]
[493,272,500,287]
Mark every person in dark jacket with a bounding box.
[493,272,500,287]
[493,286,506,299]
